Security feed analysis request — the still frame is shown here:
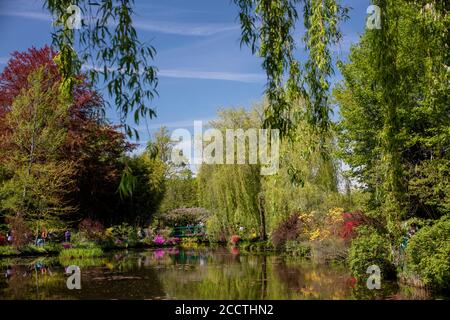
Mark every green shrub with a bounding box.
[20,245,48,255]
[0,246,19,256]
[406,216,450,290]
[108,223,139,246]
[59,246,103,260]
[348,227,394,279]
[240,240,273,252]
[284,240,311,257]
[206,215,227,242]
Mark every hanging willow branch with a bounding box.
[45,0,158,139]
[234,0,348,138]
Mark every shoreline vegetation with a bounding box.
[0,239,435,292]
[2,215,448,296]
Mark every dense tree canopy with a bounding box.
[334,0,449,226]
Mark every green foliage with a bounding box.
[0,246,20,256]
[106,223,139,246]
[284,240,311,257]
[59,246,103,260]
[264,151,341,231]
[348,227,394,279]
[198,107,263,241]
[334,0,449,233]
[406,216,450,290]
[263,102,343,233]
[159,168,198,213]
[0,68,75,232]
[0,243,62,257]
[115,153,165,225]
[234,0,348,137]
[45,0,158,138]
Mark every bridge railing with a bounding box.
[171,225,206,238]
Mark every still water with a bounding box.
[0,247,439,300]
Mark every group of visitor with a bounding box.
[1,229,72,246]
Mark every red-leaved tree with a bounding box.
[0,46,133,223]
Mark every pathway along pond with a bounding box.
[0,247,445,299]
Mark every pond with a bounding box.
[0,247,442,300]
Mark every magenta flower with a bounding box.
[153,235,165,246]
[153,248,165,259]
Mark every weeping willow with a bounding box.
[44,0,158,138]
[198,104,342,241]
[263,116,341,233]
[234,0,349,139]
[197,108,263,241]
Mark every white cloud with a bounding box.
[133,20,239,36]
[0,6,238,37]
[135,118,213,132]
[0,10,52,22]
[82,63,265,84]
[158,69,265,83]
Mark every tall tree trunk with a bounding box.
[258,193,267,241]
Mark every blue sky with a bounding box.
[0,0,370,152]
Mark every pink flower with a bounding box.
[231,246,240,255]
[230,234,240,245]
[153,248,165,259]
[153,235,165,246]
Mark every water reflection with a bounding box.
[0,248,441,300]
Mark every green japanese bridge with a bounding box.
[171,225,206,238]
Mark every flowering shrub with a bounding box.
[153,235,165,246]
[306,208,345,242]
[230,234,241,245]
[309,228,331,242]
[154,248,165,259]
[166,237,180,245]
[340,211,366,240]
[160,207,210,226]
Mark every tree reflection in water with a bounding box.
[0,248,438,300]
